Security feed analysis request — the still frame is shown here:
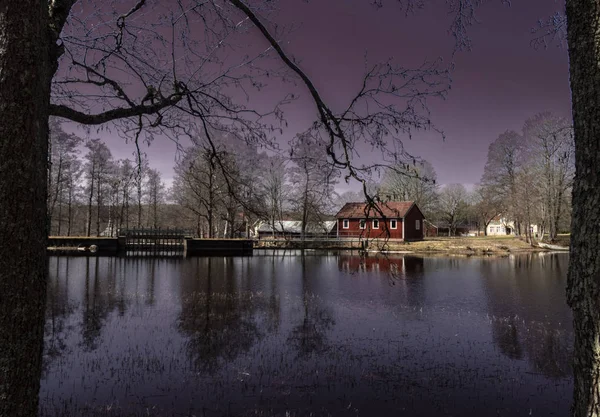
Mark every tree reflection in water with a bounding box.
[43,257,75,374]
[39,253,573,416]
[288,253,335,356]
[80,257,128,351]
[177,257,279,373]
[481,253,572,378]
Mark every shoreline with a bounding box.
[47,236,570,257]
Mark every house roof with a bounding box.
[257,220,336,234]
[335,201,415,219]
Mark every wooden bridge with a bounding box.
[119,229,189,256]
[48,229,253,256]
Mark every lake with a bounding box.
[40,251,573,416]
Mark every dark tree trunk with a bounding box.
[565,2,600,416]
[125,198,130,230]
[57,192,63,235]
[552,186,565,241]
[0,0,50,415]
[119,188,126,232]
[67,181,73,236]
[137,175,142,228]
[96,170,101,236]
[302,184,309,240]
[86,163,95,236]
[48,154,63,234]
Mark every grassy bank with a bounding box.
[542,233,571,247]
[371,236,546,255]
[255,236,551,255]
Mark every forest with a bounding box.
[49,111,574,241]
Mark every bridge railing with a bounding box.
[119,228,195,239]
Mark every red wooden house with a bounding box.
[335,201,425,241]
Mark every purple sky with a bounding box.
[84,0,570,190]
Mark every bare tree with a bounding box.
[480,114,574,242]
[258,155,290,238]
[115,159,136,231]
[145,168,166,229]
[289,133,340,239]
[64,156,83,236]
[522,112,574,241]
[481,130,526,234]
[82,139,115,236]
[470,184,502,236]
[173,147,219,237]
[133,156,149,228]
[48,119,83,235]
[379,159,439,218]
[438,183,469,236]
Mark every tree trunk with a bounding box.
[0,0,50,415]
[119,188,126,232]
[125,198,130,230]
[48,154,63,234]
[565,2,600,416]
[57,191,63,236]
[67,180,73,236]
[302,175,309,241]
[552,186,565,241]
[86,164,95,237]
[137,175,142,228]
[96,171,101,236]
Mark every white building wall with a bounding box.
[486,219,539,237]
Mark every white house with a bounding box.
[486,217,539,237]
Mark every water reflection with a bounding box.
[41,253,573,416]
[338,254,426,308]
[178,257,271,373]
[44,258,75,374]
[288,255,335,356]
[480,253,572,378]
[336,253,572,379]
[82,258,117,350]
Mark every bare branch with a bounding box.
[531,12,567,50]
[49,94,182,125]
[230,0,450,210]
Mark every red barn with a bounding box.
[335,201,425,241]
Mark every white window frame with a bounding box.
[372,219,379,229]
[390,219,397,230]
[359,219,366,229]
[415,219,420,230]
[342,219,349,229]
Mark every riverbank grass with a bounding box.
[381,236,542,255]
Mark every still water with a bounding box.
[41,252,572,416]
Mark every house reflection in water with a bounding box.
[337,253,424,277]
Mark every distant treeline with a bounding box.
[368,112,574,239]
[48,120,339,238]
[49,112,573,240]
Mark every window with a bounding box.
[415,220,420,230]
[373,219,379,229]
[390,219,397,230]
[359,219,366,229]
[342,219,349,229]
